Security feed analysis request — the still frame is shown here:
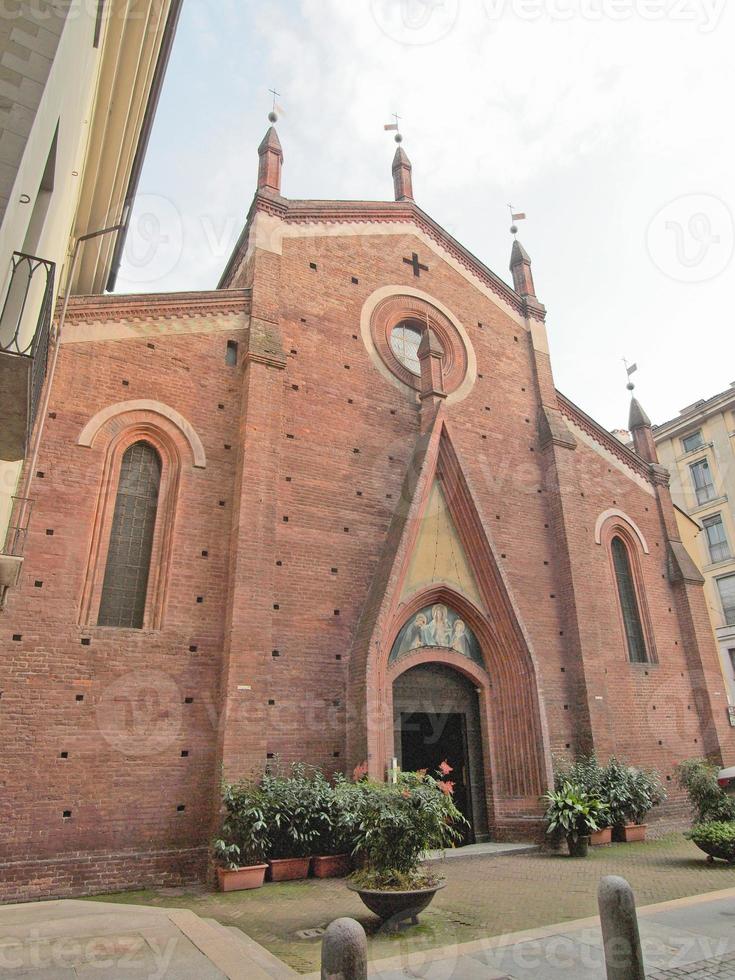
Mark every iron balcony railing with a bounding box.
[2,495,33,558]
[0,251,56,446]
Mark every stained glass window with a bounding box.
[611,536,648,663]
[98,442,161,629]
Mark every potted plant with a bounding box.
[676,758,735,824]
[213,779,269,891]
[618,765,666,842]
[685,822,735,864]
[262,763,322,881]
[311,773,352,879]
[555,756,612,845]
[544,781,607,857]
[344,763,465,928]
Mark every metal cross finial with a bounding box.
[384,112,403,143]
[268,88,281,123]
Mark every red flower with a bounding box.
[352,761,369,782]
[437,780,455,795]
[402,789,411,799]
[438,760,453,776]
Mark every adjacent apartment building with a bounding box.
[654,382,735,705]
[0,0,182,603]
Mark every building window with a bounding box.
[703,514,730,564]
[682,430,704,454]
[717,575,735,628]
[611,536,648,663]
[390,321,423,375]
[690,458,716,506]
[729,649,735,680]
[97,442,161,628]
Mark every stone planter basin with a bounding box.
[346,879,445,927]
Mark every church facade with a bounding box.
[1,124,733,901]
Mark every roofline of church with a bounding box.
[58,288,252,323]
[556,390,657,484]
[217,190,545,322]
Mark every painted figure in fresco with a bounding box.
[430,603,451,647]
[408,613,428,649]
[451,618,471,657]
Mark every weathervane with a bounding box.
[508,204,526,237]
[623,358,638,392]
[268,87,281,123]
[384,112,403,143]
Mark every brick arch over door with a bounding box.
[372,585,550,827]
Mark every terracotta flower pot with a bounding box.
[589,827,612,846]
[311,854,351,878]
[621,823,647,842]
[216,864,267,892]
[567,834,590,857]
[346,880,445,927]
[267,857,311,882]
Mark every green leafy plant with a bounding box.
[685,821,735,863]
[213,778,270,869]
[343,765,466,890]
[624,766,666,824]
[555,756,610,827]
[676,759,735,824]
[544,782,608,844]
[598,757,634,829]
[261,762,325,859]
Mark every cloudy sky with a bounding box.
[117,0,734,431]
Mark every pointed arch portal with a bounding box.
[348,413,553,840]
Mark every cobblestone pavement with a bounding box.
[89,834,735,975]
[650,951,735,978]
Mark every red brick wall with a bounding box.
[1,225,731,901]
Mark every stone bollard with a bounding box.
[321,917,368,980]
[598,875,645,980]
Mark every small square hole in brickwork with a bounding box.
[544,523,549,528]
[309,262,317,270]
[543,561,549,566]
[478,321,483,328]
[521,387,526,392]
[658,740,663,746]
[12,634,21,641]
[390,409,396,415]
[333,751,340,758]
[560,667,565,672]
[62,810,72,819]
[224,444,231,450]
[201,550,208,557]
[352,276,359,284]
[218,403,225,410]
[283,516,289,523]
[273,603,280,610]
[290,348,298,354]
[496,515,500,520]
[122,379,129,386]
[485,406,490,412]
[292,384,299,391]
[46,529,54,536]
[196,596,204,604]
[564,705,569,710]
[334,610,340,616]
[478,373,484,379]
[218,500,226,507]
[272,650,280,657]
[482,435,487,440]
[81,638,91,646]
[181,750,189,757]
[177,804,186,812]
[566,743,571,749]
[147,342,155,349]
[189,645,198,653]
[560,631,565,636]
[501,554,506,559]
[336,654,342,661]
[34,581,43,588]
[300,317,306,323]
[60,751,68,759]
[286,433,295,440]
[386,494,392,499]
[49,411,56,419]
[276,560,283,567]
[185,697,194,704]
[268,699,275,706]
[344,527,350,533]
[666,775,672,782]
[514,336,518,342]
[37,471,44,478]
[267,752,275,759]
[353,448,360,454]
[348,398,354,405]
[75,694,84,701]
[344,364,351,370]
[331,568,338,574]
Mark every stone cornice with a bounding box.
[219,193,545,322]
[557,391,655,485]
[59,289,251,324]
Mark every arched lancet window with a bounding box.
[97,441,161,628]
[611,535,648,664]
